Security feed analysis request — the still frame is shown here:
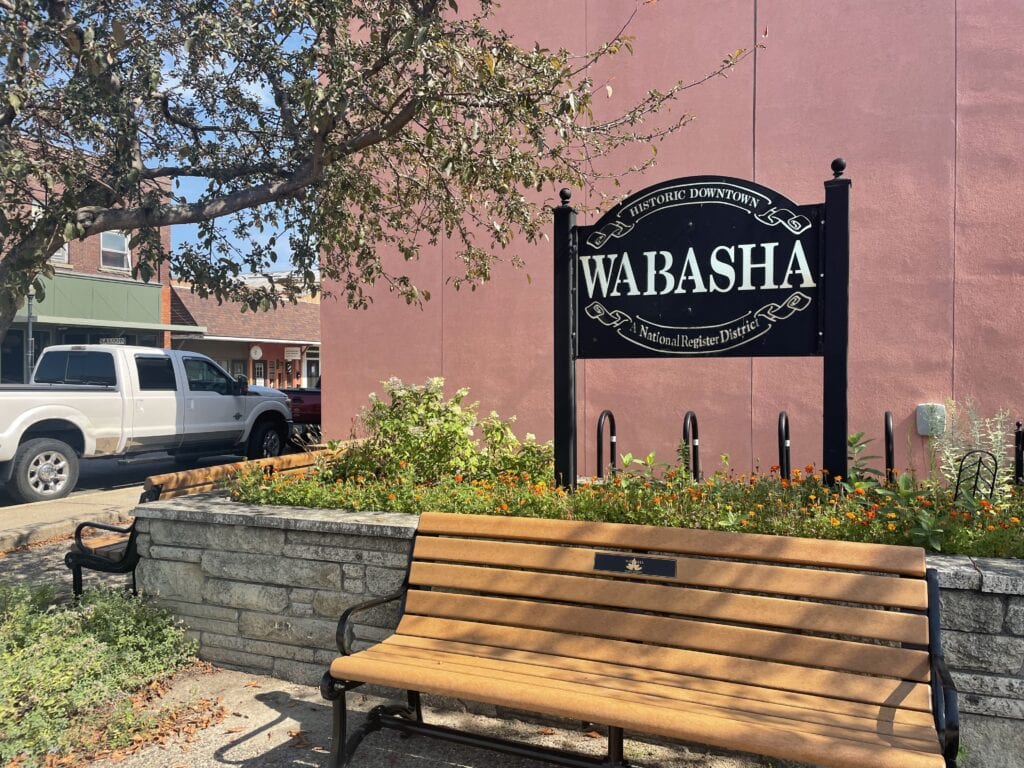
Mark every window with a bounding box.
[135,357,177,391]
[34,350,116,386]
[184,358,233,395]
[100,231,130,270]
[30,203,68,264]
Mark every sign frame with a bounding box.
[552,160,851,487]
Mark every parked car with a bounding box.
[0,345,292,502]
[279,379,321,444]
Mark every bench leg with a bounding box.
[329,690,348,768]
[71,565,83,598]
[606,726,629,767]
[408,690,423,722]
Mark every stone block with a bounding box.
[952,672,1024,701]
[940,590,1006,633]
[201,632,318,663]
[959,691,1024,720]
[353,625,393,643]
[238,611,337,650]
[201,645,274,674]
[138,559,206,602]
[176,614,238,636]
[149,519,286,555]
[201,551,341,589]
[975,558,1024,596]
[156,599,238,622]
[1006,598,1024,636]
[273,658,325,686]
[136,533,151,558]
[289,588,317,603]
[346,579,366,594]
[960,713,1024,768]
[149,545,203,563]
[366,566,406,595]
[311,592,368,619]
[201,578,290,613]
[290,602,314,617]
[945,631,1024,674]
[929,555,982,590]
[286,530,414,553]
[281,544,409,568]
[342,564,365,579]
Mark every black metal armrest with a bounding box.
[335,590,406,656]
[73,520,135,553]
[932,655,960,764]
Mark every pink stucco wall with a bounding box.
[321,1,1024,477]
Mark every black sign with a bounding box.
[575,177,823,359]
[593,552,678,578]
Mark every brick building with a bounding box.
[2,224,202,382]
[170,286,320,389]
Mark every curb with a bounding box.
[0,509,133,553]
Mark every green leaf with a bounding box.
[6,93,20,112]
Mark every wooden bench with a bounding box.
[139,449,332,502]
[321,512,959,768]
[64,520,140,596]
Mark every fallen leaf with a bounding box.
[243,681,262,688]
[224,727,244,734]
[584,730,603,739]
[537,727,555,735]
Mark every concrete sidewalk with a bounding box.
[0,485,140,552]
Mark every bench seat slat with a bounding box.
[395,617,934,711]
[384,634,937,727]
[402,591,932,681]
[360,643,939,742]
[409,561,928,644]
[413,536,928,610]
[417,512,926,576]
[331,653,943,768]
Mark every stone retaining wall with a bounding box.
[135,497,1024,767]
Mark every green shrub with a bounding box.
[323,377,553,483]
[0,586,196,766]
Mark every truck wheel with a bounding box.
[8,438,80,503]
[247,422,285,460]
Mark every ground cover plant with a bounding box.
[230,379,1024,558]
[0,585,197,767]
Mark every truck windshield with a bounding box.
[34,350,117,386]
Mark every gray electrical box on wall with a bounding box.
[916,403,946,436]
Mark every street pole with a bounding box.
[553,189,577,489]
[24,288,34,384]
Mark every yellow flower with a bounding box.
[887,523,896,532]
[887,512,897,519]
[830,517,841,527]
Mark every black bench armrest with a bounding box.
[932,655,960,764]
[73,521,135,554]
[335,590,407,656]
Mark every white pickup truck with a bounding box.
[0,345,292,503]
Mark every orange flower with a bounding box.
[455,474,463,483]
[855,487,866,496]
[830,517,841,526]
[987,524,996,532]
[887,523,896,532]
[805,464,815,473]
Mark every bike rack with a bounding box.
[1015,421,1023,486]
[777,412,791,480]
[681,411,701,481]
[596,410,617,479]
[884,411,896,484]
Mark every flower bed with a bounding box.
[229,378,1024,558]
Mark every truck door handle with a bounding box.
[233,412,243,420]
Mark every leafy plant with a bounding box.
[929,401,1014,501]
[0,586,196,766]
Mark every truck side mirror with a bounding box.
[234,375,249,396]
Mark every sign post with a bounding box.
[552,161,850,488]
[822,159,851,481]
[553,189,577,488]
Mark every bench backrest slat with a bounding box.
[416,512,926,575]
[402,591,931,681]
[413,536,928,610]
[408,561,928,644]
[404,513,933,707]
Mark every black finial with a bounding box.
[831,158,846,178]
[559,188,572,206]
